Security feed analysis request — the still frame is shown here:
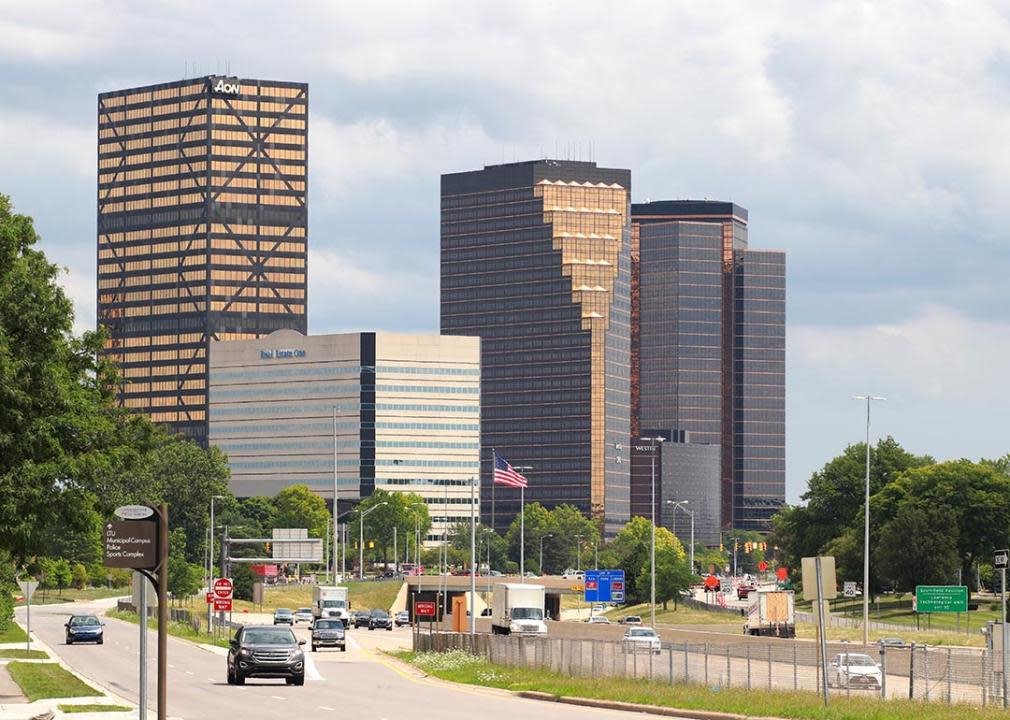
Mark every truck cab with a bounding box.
[491,583,548,635]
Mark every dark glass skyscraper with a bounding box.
[441,160,632,535]
[96,75,308,443]
[631,201,784,532]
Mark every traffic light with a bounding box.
[719,543,724,552]
[745,542,752,553]
[265,542,272,556]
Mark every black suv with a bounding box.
[368,609,393,631]
[227,625,305,686]
[311,619,346,652]
[352,610,371,629]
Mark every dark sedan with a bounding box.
[352,610,371,628]
[310,619,346,652]
[368,609,393,631]
[65,615,104,645]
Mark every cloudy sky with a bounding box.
[2,1,1008,502]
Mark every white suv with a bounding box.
[562,569,585,580]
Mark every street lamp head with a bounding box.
[853,395,886,401]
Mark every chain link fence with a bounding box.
[415,630,1004,706]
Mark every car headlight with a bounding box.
[239,648,251,657]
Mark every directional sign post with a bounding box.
[16,579,38,654]
[915,585,968,613]
[997,550,1010,708]
[584,570,625,616]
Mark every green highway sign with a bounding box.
[915,585,968,613]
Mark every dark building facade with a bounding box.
[631,201,784,532]
[440,160,632,535]
[96,75,308,443]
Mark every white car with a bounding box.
[294,608,314,624]
[623,626,662,654]
[587,615,611,624]
[563,569,585,580]
[830,653,882,689]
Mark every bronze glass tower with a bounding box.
[632,201,784,532]
[96,75,308,443]
[441,160,632,535]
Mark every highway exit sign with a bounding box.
[915,585,968,613]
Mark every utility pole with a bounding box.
[854,395,885,646]
[640,436,665,628]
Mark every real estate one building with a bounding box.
[440,160,632,535]
[96,75,308,444]
[207,329,481,543]
[631,201,785,534]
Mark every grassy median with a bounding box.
[58,704,131,713]
[398,649,1008,720]
[0,649,48,659]
[6,662,101,702]
[106,609,231,648]
[0,622,28,643]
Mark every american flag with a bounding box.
[493,451,528,488]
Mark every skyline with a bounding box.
[3,1,1009,502]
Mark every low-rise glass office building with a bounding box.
[208,330,480,542]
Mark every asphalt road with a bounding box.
[16,599,679,720]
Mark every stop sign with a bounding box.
[776,567,788,581]
[213,577,233,599]
[758,561,768,572]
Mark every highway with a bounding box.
[16,600,676,720]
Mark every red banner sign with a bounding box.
[611,581,624,592]
[415,601,436,617]
[758,561,768,572]
[214,597,233,612]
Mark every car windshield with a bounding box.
[370,609,388,618]
[70,616,100,627]
[275,608,292,616]
[628,628,656,637]
[625,616,641,623]
[243,628,296,645]
[323,600,346,608]
[297,608,311,614]
[314,620,342,630]
[845,655,876,667]
[511,607,543,621]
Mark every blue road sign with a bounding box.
[585,569,625,604]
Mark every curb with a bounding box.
[515,691,783,720]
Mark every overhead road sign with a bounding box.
[915,585,968,613]
[584,569,625,603]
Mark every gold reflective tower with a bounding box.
[96,75,308,443]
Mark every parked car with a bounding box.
[352,610,371,628]
[587,616,611,624]
[619,615,643,625]
[394,611,411,627]
[368,609,393,631]
[294,608,313,624]
[829,653,882,689]
[273,608,294,625]
[227,625,305,686]
[65,615,104,645]
[737,584,756,600]
[310,619,346,652]
[480,607,493,616]
[623,626,662,654]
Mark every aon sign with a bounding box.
[212,77,241,95]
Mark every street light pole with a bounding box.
[358,502,387,580]
[641,436,665,629]
[854,395,885,646]
[539,533,553,576]
[667,500,694,575]
[514,465,533,582]
[574,535,584,573]
[208,494,225,631]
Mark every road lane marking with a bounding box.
[185,670,193,675]
[318,706,335,711]
[271,695,285,700]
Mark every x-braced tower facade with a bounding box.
[97,75,308,444]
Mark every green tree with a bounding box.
[0,552,15,629]
[236,496,277,537]
[232,563,255,601]
[646,549,693,610]
[874,459,1010,588]
[273,484,329,538]
[71,563,88,590]
[348,490,432,569]
[604,516,683,604]
[504,502,550,570]
[875,503,960,592]
[543,504,600,574]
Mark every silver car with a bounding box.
[830,653,882,689]
[623,626,661,654]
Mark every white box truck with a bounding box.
[313,586,350,626]
[491,583,547,635]
[744,589,795,638]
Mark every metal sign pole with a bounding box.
[815,557,830,705]
[138,572,148,720]
[1003,566,1008,709]
[156,503,169,720]
[25,591,30,655]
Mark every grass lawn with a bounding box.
[399,649,1007,720]
[15,586,128,607]
[106,609,231,648]
[58,704,131,713]
[0,649,48,659]
[818,595,999,633]
[6,662,101,702]
[213,579,402,614]
[604,601,743,626]
[0,622,28,643]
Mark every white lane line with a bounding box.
[346,634,361,651]
[304,656,323,681]
[185,670,194,675]
[168,663,175,668]
[271,695,285,700]
[318,706,335,711]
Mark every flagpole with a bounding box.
[491,448,496,533]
